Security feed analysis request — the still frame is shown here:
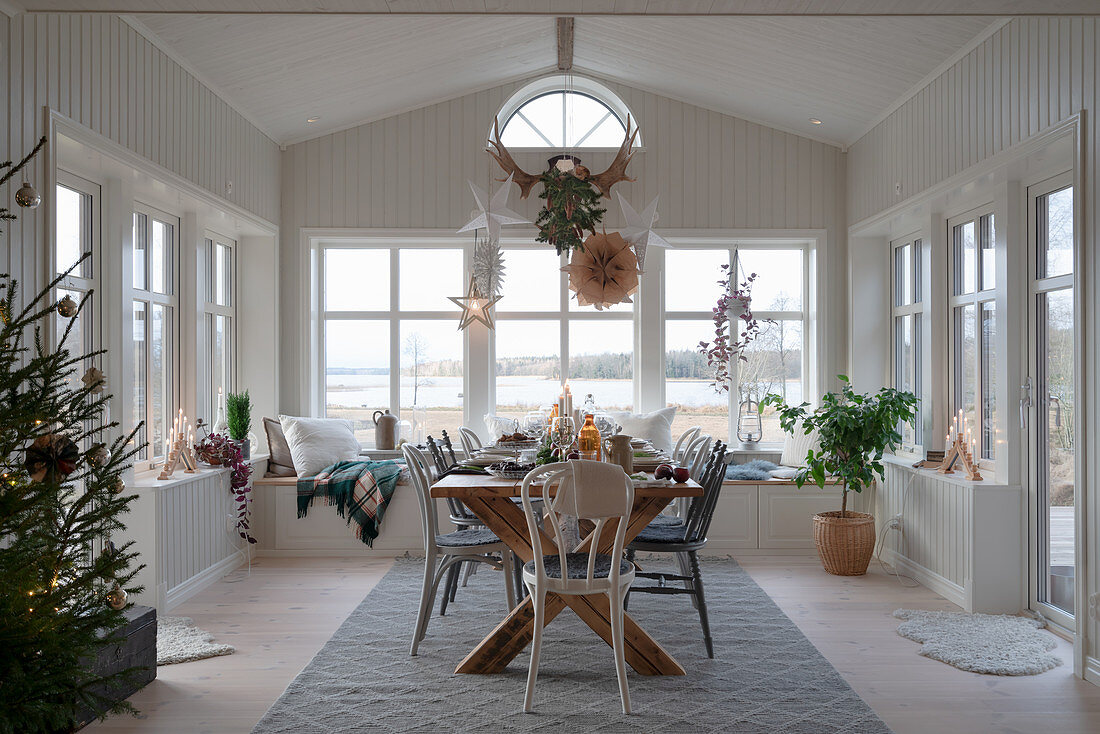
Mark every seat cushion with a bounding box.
[632,522,688,544]
[435,528,501,547]
[646,514,684,528]
[524,553,632,579]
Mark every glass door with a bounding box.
[1026,173,1076,629]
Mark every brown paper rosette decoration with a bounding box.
[561,231,640,310]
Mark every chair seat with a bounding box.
[646,514,684,529]
[631,522,690,544]
[435,528,501,548]
[524,553,633,580]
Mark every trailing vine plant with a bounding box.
[697,264,769,393]
[535,166,607,254]
[196,434,256,544]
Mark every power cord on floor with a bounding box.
[875,470,921,587]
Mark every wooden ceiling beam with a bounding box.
[557,17,574,72]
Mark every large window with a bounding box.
[205,234,236,422]
[664,245,807,441]
[494,245,634,421]
[949,210,997,463]
[320,244,464,446]
[132,205,179,465]
[892,236,923,450]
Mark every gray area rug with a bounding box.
[253,558,890,733]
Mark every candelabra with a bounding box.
[159,407,198,479]
[938,409,984,481]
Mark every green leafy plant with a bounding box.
[225,390,251,441]
[761,376,917,517]
[535,168,606,255]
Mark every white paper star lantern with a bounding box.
[448,275,503,331]
[617,192,671,272]
[457,173,529,241]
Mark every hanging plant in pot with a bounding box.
[761,377,917,576]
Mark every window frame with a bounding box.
[947,206,997,468]
[662,241,810,444]
[891,234,924,454]
[132,202,180,470]
[52,171,101,358]
[204,233,237,423]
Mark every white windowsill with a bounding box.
[132,451,271,490]
[882,454,1010,488]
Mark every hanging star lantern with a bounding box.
[448,275,502,331]
[457,173,529,241]
[617,192,670,272]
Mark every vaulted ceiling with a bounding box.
[121,13,994,146]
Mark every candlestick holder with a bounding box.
[158,410,198,480]
[937,435,983,481]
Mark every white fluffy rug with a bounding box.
[893,609,1063,675]
[157,616,236,666]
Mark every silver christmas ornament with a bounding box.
[56,294,78,318]
[15,181,41,209]
[110,476,125,495]
[89,443,111,468]
[106,583,128,610]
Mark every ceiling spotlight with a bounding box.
[809,118,823,125]
[306,116,320,123]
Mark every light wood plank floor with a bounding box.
[86,554,1100,734]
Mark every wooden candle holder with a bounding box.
[937,437,983,481]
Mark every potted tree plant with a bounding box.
[761,376,917,576]
[226,390,252,460]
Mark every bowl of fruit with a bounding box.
[494,432,538,450]
[487,461,536,480]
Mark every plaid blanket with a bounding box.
[296,460,403,547]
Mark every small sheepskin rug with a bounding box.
[893,609,1063,675]
[157,616,236,666]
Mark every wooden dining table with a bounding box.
[431,472,702,676]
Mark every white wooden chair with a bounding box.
[457,425,482,458]
[687,434,714,481]
[519,460,635,714]
[671,426,701,464]
[403,444,515,656]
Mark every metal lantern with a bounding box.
[736,396,763,449]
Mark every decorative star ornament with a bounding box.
[448,275,502,330]
[617,192,671,271]
[457,173,529,240]
[82,366,106,394]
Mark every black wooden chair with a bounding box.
[426,434,486,610]
[624,440,729,658]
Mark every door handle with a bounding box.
[1020,377,1033,430]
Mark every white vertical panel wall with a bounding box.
[1,12,280,301]
[848,16,1098,675]
[279,76,847,414]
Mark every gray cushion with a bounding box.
[263,416,297,477]
[631,522,688,544]
[647,514,685,528]
[435,528,501,547]
[525,553,632,579]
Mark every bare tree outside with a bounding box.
[403,332,432,406]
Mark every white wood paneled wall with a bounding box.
[849,15,1098,676]
[0,13,280,303]
[279,75,847,413]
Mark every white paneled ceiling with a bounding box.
[130,13,996,146]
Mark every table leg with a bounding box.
[454,494,685,676]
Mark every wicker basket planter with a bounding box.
[812,511,876,576]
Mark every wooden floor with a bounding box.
[86,554,1100,734]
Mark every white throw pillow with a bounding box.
[607,407,677,454]
[780,422,820,468]
[278,415,361,477]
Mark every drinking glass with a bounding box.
[551,416,576,457]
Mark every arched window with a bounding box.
[496,76,639,149]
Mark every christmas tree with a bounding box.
[0,138,147,733]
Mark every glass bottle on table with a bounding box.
[578,413,602,461]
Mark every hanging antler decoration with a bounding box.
[485,114,639,253]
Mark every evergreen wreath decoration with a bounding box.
[535,167,607,255]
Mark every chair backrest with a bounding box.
[683,441,730,543]
[402,444,440,554]
[671,426,701,464]
[440,430,458,465]
[425,435,449,474]
[686,434,713,480]
[520,461,634,592]
[457,426,482,457]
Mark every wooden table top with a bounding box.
[431,472,702,499]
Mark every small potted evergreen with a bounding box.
[226,390,252,460]
[762,376,917,576]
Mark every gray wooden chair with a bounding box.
[403,444,515,656]
[426,434,488,605]
[625,440,729,658]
